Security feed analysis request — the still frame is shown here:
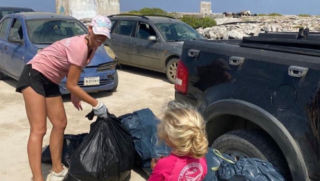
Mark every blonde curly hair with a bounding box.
[158,103,208,158]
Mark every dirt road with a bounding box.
[0,66,174,181]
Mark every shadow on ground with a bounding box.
[117,64,170,84]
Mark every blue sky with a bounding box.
[0,0,319,15]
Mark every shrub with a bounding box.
[127,8,216,29]
[298,14,311,17]
[180,16,216,29]
[128,8,169,16]
[268,13,282,16]
[293,25,304,29]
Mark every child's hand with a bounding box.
[151,158,159,170]
[151,156,164,170]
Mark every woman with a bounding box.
[16,15,112,181]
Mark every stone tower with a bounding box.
[200,1,212,15]
[56,0,120,19]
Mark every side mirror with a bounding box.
[8,36,23,44]
[148,36,157,41]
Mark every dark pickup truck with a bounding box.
[174,30,320,181]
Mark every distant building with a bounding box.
[200,1,212,15]
[56,0,120,20]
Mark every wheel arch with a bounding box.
[202,99,309,181]
[163,55,180,72]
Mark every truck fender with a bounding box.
[202,99,309,181]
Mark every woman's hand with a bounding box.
[71,94,82,110]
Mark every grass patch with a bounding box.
[298,14,311,17]
[268,13,282,16]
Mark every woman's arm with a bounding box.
[66,64,98,107]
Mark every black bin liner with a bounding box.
[119,108,170,175]
[41,133,88,167]
[203,148,236,181]
[64,111,135,181]
[218,158,286,181]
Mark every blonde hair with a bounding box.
[158,103,208,158]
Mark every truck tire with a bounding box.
[212,129,291,180]
[0,71,5,80]
[166,58,178,84]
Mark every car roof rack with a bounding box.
[108,14,175,19]
[240,28,320,57]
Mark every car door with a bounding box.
[0,17,11,73]
[2,17,25,79]
[108,20,136,64]
[130,21,163,70]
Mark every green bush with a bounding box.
[293,25,304,29]
[127,8,216,29]
[298,14,311,17]
[180,16,216,29]
[268,13,282,16]
[257,14,267,16]
[128,8,169,16]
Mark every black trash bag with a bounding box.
[41,133,88,167]
[218,158,286,181]
[203,148,236,181]
[64,111,135,181]
[118,108,171,176]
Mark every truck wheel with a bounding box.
[109,70,118,92]
[0,71,5,80]
[212,129,291,180]
[166,58,178,84]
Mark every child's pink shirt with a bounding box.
[148,154,207,181]
[28,34,97,84]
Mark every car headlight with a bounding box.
[97,61,117,72]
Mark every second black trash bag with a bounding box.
[118,108,171,176]
[64,111,135,181]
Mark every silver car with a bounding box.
[107,15,205,83]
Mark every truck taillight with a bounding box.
[175,59,188,94]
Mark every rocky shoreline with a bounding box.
[197,16,320,40]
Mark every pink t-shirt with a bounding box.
[148,154,207,181]
[28,34,97,84]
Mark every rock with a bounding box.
[197,15,320,40]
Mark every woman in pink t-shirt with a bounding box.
[15,15,112,181]
[149,104,209,181]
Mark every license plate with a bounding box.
[84,77,100,86]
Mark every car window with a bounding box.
[26,19,87,44]
[135,22,156,40]
[155,22,205,41]
[9,18,23,40]
[0,18,11,38]
[113,20,136,36]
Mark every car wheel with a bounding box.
[109,70,118,92]
[212,129,291,180]
[0,71,5,80]
[166,58,179,84]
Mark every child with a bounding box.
[148,104,208,181]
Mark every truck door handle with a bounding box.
[288,66,309,77]
[229,56,244,66]
[188,49,200,58]
[3,46,7,50]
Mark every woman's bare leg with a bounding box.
[46,96,67,173]
[22,87,47,181]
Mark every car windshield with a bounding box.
[155,22,205,42]
[26,19,87,44]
